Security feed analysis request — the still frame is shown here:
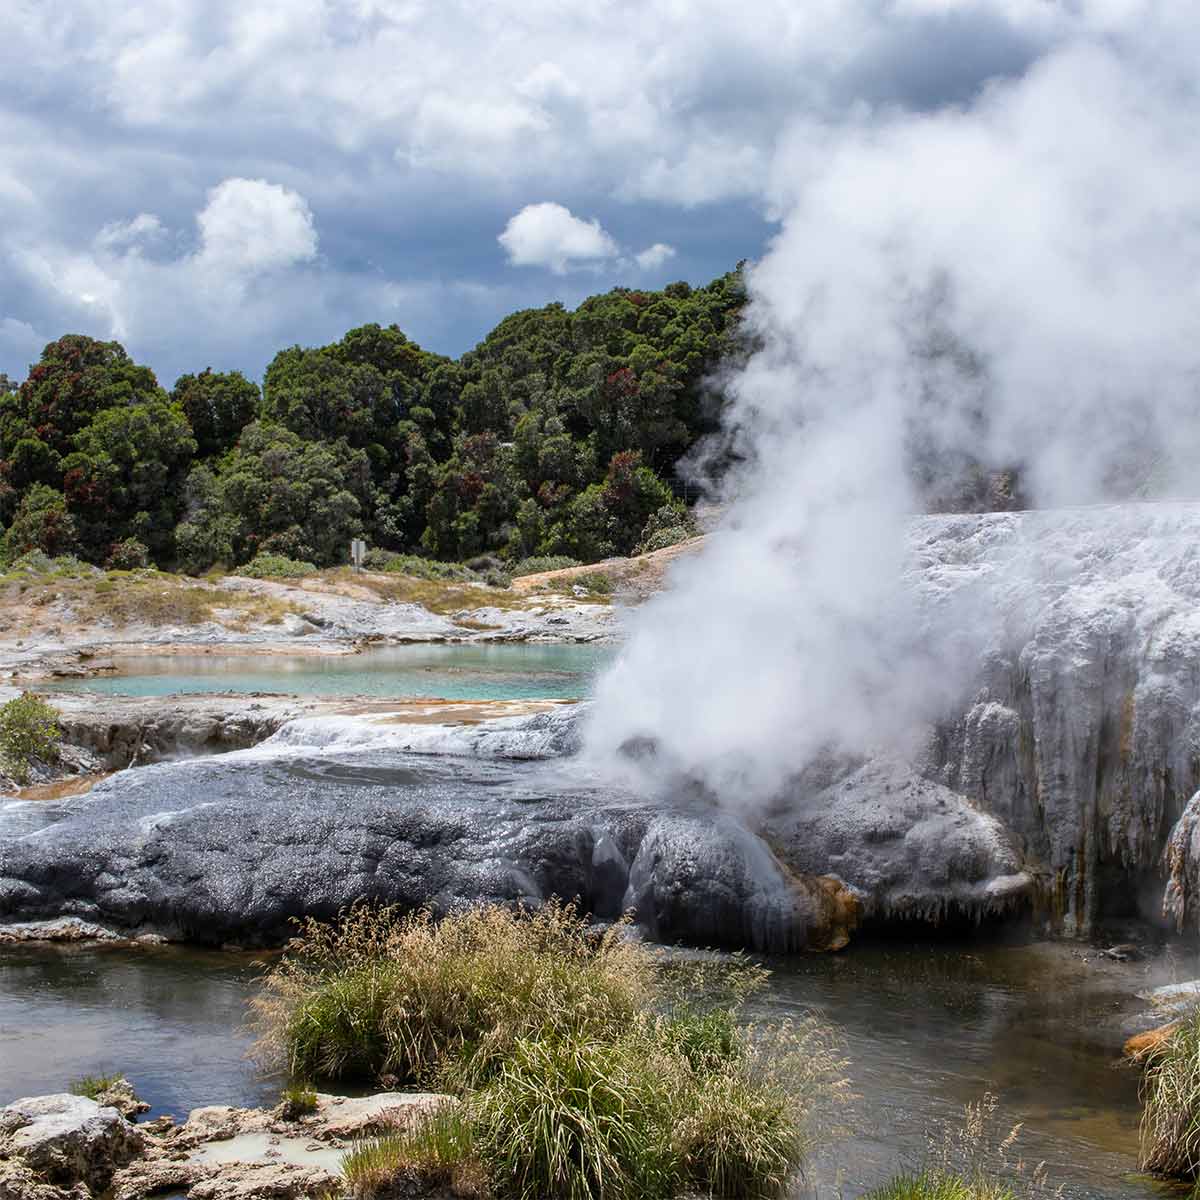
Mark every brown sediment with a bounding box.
[16,772,114,802]
[1124,1020,1182,1060]
[364,697,575,725]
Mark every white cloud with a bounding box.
[95,212,165,253]
[498,203,619,274]
[194,178,317,274]
[634,242,676,272]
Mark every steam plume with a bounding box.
[584,11,1200,801]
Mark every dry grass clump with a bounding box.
[864,1095,1060,1200]
[1139,1006,1200,1179]
[342,1104,487,1199]
[252,901,654,1088]
[255,901,847,1200]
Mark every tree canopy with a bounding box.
[0,270,746,571]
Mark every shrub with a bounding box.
[361,549,477,581]
[862,1172,1017,1200]
[239,553,318,579]
[104,537,149,570]
[0,693,61,784]
[509,555,580,578]
[636,505,697,556]
[1140,1006,1200,1177]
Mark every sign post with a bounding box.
[350,538,367,573]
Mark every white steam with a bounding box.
[584,13,1200,801]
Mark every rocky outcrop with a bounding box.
[903,503,1200,934]
[0,1094,145,1194]
[0,701,1029,951]
[0,1089,446,1200]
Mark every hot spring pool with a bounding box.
[40,643,614,702]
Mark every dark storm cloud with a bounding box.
[0,1,1127,385]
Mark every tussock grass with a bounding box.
[252,902,652,1088]
[277,1080,319,1120]
[341,1104,486,1199]
[69,1072,122,1100]
[253,902,847,1200]
[1139,1006,1200,1178]
[865,1095,1059,1200]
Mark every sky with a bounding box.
[0,1,1148,388]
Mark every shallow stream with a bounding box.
[0,935,1180,1199]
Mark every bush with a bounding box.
[362,549,478,581]
[1140,1007,1200,1178]
[862,1172,1017,1200]
[253,902,846,1200]
[0,693,61,784]
[636,504,696,556]
[239,553,317,579]
[509,555,580,578]
[104,537,149,570]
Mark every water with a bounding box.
[40,643,612,701]
[0,936,1168,1198]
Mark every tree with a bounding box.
[174,422,372,571]
[172,369,260,458]
[2,484,79,561]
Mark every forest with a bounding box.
[0,270,746,574]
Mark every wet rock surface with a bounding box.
[0,705,1029,951]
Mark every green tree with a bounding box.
[173,368,260,457]
[2,484,80,561]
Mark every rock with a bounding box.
[94,1078,150,1120]
[765,758,1032,925]
[110,1158,214,1200]
[0,1157,88,1200]
[186,1161,340,1199]
[313,1092,443,1141]
[0,1093,146,1192]
[914,504,1200,934]
[1136,980,1200,1007]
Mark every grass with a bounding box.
[1140,1006,1200,1178]
[0,568,299,633]
[278,1080,319,1120]
[341,1104,486,1199]
[69,1072,122,1100]
[0,692,60,783]
[253,902,847,1200]
[253,902,652,1088]
[863,1095,1059,1200]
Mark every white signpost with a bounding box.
[350,538,367,572]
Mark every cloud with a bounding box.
[194,178,317,274]
[634,243,676,272]
[498,203,619,274]
[0,0,1170,383]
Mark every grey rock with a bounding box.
[0,1093,145,1192]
